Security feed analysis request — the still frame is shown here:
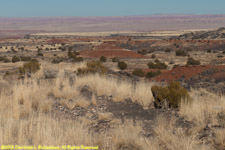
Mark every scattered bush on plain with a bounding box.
[151,81,189,109]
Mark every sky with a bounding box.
[0,0,225,17]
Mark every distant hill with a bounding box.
[0,15,225,37]
[178,27,225,39]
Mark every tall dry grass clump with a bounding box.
[75,74,154,108]
[179,89,225,126]
[153,116,210,150]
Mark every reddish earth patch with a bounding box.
[80,50,146,58]
[142,68,169,73]
[94,44,124,51]
[152,65,225,82]
[80,43,146,58]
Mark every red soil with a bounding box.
[80,43,146,58]
[80,50,146,58]
[151,65,225,82]
[142,68,169,74]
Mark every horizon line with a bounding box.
[1,13,225,18]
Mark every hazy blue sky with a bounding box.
[0,0,225,17]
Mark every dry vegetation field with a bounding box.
[0,28,225,149]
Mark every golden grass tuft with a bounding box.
[75,74,154,108]
[179,89,225,126]
[98,112,113,121]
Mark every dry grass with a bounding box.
[0,115,99,146]
[153,116,210,150]
[98,112,113,121]
[75,74,154,108]
[213,129,225,149]
[0,62,224,149]
[179,89,225,126]
[91,94,97,105]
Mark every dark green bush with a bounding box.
[100,56,107,62]
[0,56,5,61]
[52,59,61,64]
[132,68,145,77]
[176,50,188,56]
[147,60,167,69]
[151,81,189,109]
[68,50,81,59]
[12,56,20,63]
[52,57,64,64]
[74,51,80,55]
[37,52,43,56]
[68,50,76,59]
[19,59,40,75]
[72,57,84,62]
[217,55,224,58]
[207,50,211,53]
[151,54,156,58]
[165,48,171,52]
[146,70,161,78]
[186,57,201,65]
[137,49,148,55]
[3,57,10,63]
[20,56,31,61]
[77,61,107,75]
[112,57,119,62]
[118,61,127,70]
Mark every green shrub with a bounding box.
[100,56,107,62]
[137,49,148,55]
[207,50,211,53]
[67,50,83,62]
[165,48,171,52]
[176,50,188,56]
[151,81,189,109]
[52,59,61,64]
[217,55,224,58]
[72,57,84,62]
[68,50,76,59]
[132,68,145,77]
[112,57,119,62]
[151,54,156,58]
[11,47,17,53]
[12,56,20,63]
[77,61,107,75]
[147,60,167,69]
[3,57,10,63]
[118,61,127,70]
[19,59,40,75]
[186,57,201,65]
[146,70,161,78]
[52,57,64,64]
[37,52,43,56]
[74,51,80,55]
[20,56,31,61]
[0,56,5,61]
[148,50,154,53]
